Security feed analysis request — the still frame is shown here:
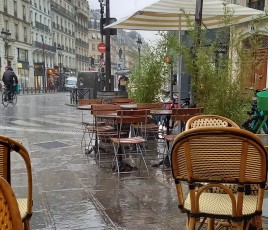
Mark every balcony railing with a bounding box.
[76,54,90,62]
[247,0,265,11]
[76,7,89,18]
[75,38,89,48]
[34,41,56,52]
[35,21,50,33]
[51,1,75,21]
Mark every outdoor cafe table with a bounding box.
[77,105,92,122]
[119,104,137,110]
[150,109,173,134]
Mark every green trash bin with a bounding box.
[257,90,268,112]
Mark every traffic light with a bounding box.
[91,57,94,66]
[165,56,171,64]
[101,18,117,35]
[173,74,177,85]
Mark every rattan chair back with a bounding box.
[185,114,240,130]
[0,176,24,230]
[171,127,267,229]
[0,135,32,229]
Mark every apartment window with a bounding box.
[17,48,28,61]
[15,24,19,40]
[14,1,17,17]
[247,0,265,10]
[23,5,26,20]
[24,27,27,42]
[4,20,9,31]
[4,0,8,13]
[92,44,96,51]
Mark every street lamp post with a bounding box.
[136,37,142,75]
[1,28,11,66]
[57,45,63,91]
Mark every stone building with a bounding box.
[74,0,89,71]
[0,0,33,87]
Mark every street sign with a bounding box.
[97,43,106,53]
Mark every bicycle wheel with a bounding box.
[1,91,8,107]
[242,117,258,133]
[11,93,17,106]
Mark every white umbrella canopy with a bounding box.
[105,0,265,31]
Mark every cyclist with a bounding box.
[2,66,18,101]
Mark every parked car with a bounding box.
[64,77,77,91]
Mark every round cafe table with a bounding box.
[119,104,137,110]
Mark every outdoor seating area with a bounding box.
[75,97,268,229]
[1,92,268,229]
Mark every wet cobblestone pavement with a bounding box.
[0,93,268,229]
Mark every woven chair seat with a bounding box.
[17,198,28,220]
[111,136,146,144]
[184,193,258,216]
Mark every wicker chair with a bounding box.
[0,176,24,230]
[185,114,240,130]
[0,135,32,230]
[171,127,267,230]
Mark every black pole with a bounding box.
[170,63,173,99]
[191,0,203,105]
[100,1,104,90]
[194,0,203,52]
[105,0,111,91]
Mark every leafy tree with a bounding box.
[165,9,267,125]
[127,37,171,103]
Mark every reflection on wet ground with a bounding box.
[0,93,267,229]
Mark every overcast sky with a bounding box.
[88,0,160,42]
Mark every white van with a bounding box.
[64,77,77,91]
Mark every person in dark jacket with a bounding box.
[2,66,18,100]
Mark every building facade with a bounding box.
[0,0,33,87]
[51,0,76,76]
[0,0,143,89]
[74,0,89,71]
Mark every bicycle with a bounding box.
[242,89,268,134]
[1,85,18,107]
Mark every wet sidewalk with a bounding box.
[0,93,267,229]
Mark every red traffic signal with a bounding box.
[165,56,171,64]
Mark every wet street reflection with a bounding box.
[0,93,267,229]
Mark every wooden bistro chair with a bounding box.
[0,176,24,230]
[0,135,33,230]
[79,98,103,153]
[171,127,267,230]
[161,107,204,169]
[112,98,135,104]
[136,103,165,153]
[185,114,240,130]
[91,104,120,167]
[110,109,150,180]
